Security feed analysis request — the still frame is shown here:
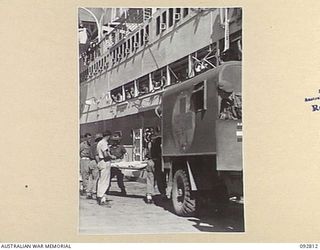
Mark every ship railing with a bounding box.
[79,8,241,84]
[80,7,242,76]
[81,8,196,76]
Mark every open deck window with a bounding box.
[191,81,207,112]
[112,50,116,63]
[219,31,242,62]
[169,8,174,27]
[119,45,123,59]
[145,25,149,41]
[135,33,140,47]
[168,56,189,84]
[137,75,150,96]
[151,66,166,91]
[183,8,189,17]
[127,39,131,51]
[175,8,181,23]
[116,47,120,61]
[156,16,161,35]
[161,11,167,31]
[193,44,217,75]
[111,87,124,103]
[140,29,144,46]
[123,42,127,55]
[124,81,135,100]
[131,36,135,52]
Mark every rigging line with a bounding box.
[147,47,160,68]
[192,56,201,62]
[203,58,216,68]
[167,66,178,80]
[203,49,214,59]
[206,55,215,60]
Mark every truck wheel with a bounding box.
[172,169,196,216]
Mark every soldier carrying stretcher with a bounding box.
[108,133,127,196]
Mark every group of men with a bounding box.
[79,129,167,207]
[80,131,127,206]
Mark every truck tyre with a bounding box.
[172,169,196,216]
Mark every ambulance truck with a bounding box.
[161,61,243,216]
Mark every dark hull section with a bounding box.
[80,109,160,145]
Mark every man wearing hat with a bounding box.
[145,127,166,204]
[108,133,127,196]
[86,133,103,199]
[96,130,116,206]
[218,79,242,120]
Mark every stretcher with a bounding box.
[110,160,148,170]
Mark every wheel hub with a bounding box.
[177,188,183,197]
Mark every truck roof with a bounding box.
[163,61,242,96]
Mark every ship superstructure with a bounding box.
[79,8,242,148]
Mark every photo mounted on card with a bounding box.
[78,7,243,234]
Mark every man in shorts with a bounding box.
[96,130,116,206]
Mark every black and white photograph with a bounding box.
[78,7,243,234]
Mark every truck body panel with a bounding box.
[162,61,242,169]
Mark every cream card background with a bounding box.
[0,0,319,242]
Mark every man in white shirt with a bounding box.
[96,130,116,206]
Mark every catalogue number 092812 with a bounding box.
[300,244,319,249]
